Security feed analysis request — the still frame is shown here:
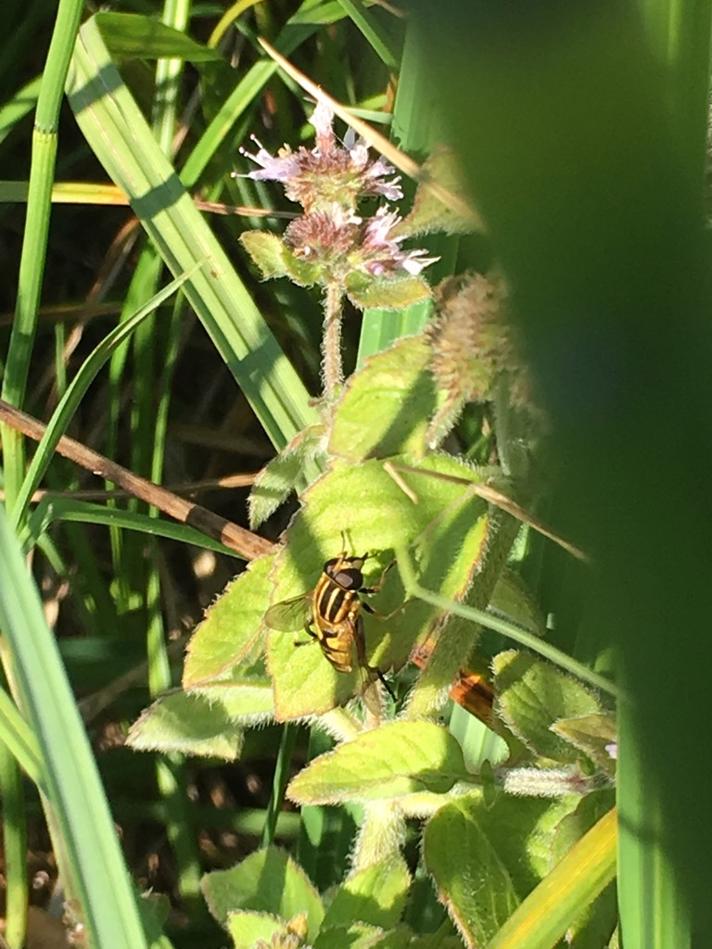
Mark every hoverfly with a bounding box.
[264,544,396,700]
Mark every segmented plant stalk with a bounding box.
[322,281,345,401]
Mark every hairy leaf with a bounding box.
[313,923,387,949]
[249,424,326,529]
[550,712,617,775]
[493,650,601,762]
[226,910,290,949]
[346,273,432,311]
[127,692,243,760]
[287,721,470,804]
[322,856,411,930]
[240,230,321,286]
[424,796,519,947]
[192,676,275,725]
[329,336,436,461]
[202,846,324,938]
[183,553,274,687]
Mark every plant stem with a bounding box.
[322,281,344,401]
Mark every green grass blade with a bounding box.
[180,6,317,187]
[0,504,150,949]
[25,498,242,559]
[67,15,316,451]
[617,700,690,949]
[488,808,617,949]
[336,0,399,68]
[0,75,41,146]
[12,266,199,531]
[0,0,84,509]
[0,745,27,949]
[0,686,43,786]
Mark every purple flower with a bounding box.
[241,103,402,212]
[361,208,439,277]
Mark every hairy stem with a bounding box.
[322,281,344,401]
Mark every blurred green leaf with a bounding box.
[127,692,243,760]
[96,12,222,61]
[287,721,470,804]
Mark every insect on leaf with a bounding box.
[264,594,312,632]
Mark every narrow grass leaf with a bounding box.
[0,686,43,787]
[0,505,149,949]
[25,498,241,559]
[487,808,617,949]
[67,16,316,451]
[13,266,199,529]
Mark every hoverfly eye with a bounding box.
[333,568,362,589]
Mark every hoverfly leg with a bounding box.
[361,600,402,622]
[293,624,318,649]
[354,615,396,703]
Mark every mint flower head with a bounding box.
[240,101,402,214]
[283,205,438,282]
[239,99,438,402]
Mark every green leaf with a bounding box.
[550,713,617,775]
[127,692,243,760]
[396,149,474,238]
[424,796,519,947]
[314,923,387,949]
[96,12,222,61]
[346,273,432,311]
[493,650,601,762]
[267,455,490,718]
[322,856,411,930]
[240,230,322,286]
[287,721,470,804]
[183,553,274,687]
[487,809,617,949]
[547,791,617,948]
[249,424,326,530]
[226,910,291,949]
[192,676,275,725]
[202,846,324,939]
[329,336,437,461]
[489,569,546,640]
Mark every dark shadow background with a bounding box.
[408,1,712,944]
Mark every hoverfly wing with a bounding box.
[264,593,311,631]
